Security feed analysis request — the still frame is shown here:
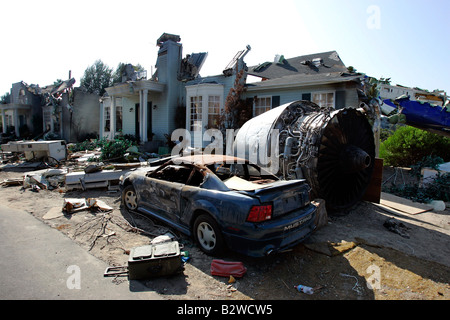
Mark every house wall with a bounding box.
[10,82,33,105]
[152,39,184,141]
[9,82,42,134]
[344,82,360,108]
[151,92,169,141]
[61,88,100,142]
[189,75,237,100]
[120,97,135,136]
[99,96,135,139]
[184,74,237,146]
[185,83,224,131]
[243,81,361,110]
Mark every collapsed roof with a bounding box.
[24,78,75,97]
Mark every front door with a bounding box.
[147,102,152,141]
[135,102,152,142]
[135,103,140,142]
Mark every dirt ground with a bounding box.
[0,165,449,300]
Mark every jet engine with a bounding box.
[234,100,376,211]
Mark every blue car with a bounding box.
[120,155,316,257]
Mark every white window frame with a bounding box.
[186,84,224,134]
[253,96,272,116]
[115,97,123,133]
[207,95,221,129]
[189,96,203,132]
[6,114,13,127]
[104,105,110,132]
[312,91,335,108]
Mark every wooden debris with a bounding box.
[43,207,64,220]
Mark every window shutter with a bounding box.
[272,96,280,108]
[335,91,346,109]
[302,93,311,101]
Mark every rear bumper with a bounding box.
[222,204,317,257]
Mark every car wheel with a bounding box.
[193,214,224,255]
[122,185,138,211]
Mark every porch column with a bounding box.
[139,90,143,141]
[138,90,144,143]
[99,101,104,138]
[1,109,6,134]
[110,95,116,139]
[50,108,54,133]
[59,108,63,139]
[42,107,46,133]
[142,89,148,142]
[13,108,19,137]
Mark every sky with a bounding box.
[0,0,449,97]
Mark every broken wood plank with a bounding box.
[380,192,433,215]
[43,207,64,220]
[1,178,23,186]
[304,240,358,256]
[65,169,127,191]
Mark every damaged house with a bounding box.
[58,86,101,142]
[100,33,182,149]
[243,51,363,112]
[100,33,366,153]
[2,33,367,151]
[0,81,43,138]
[99,33,251,151]
[1,78,100,143]
[37,78,100,142]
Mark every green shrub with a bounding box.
[69,137,136,162]
[99,138,134,161]
[380,128,394,142]
[69,138,107,152]
[383,172,449,203]
[410,155,444,178]
[379,126,450,167]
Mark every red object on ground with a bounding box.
[210,259,247,278]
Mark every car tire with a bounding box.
[122,185,138,211]
[193,214,224,256]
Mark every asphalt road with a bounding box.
[0,203,162,300]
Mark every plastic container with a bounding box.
[295,284,314,294]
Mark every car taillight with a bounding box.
[247,205,272,222]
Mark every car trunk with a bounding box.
[239,179,311,218]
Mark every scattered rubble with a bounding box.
[63,197,113,213]
[0,138,449,300]
[1,140,67,162]
[383,217,411,238]
[304,240,358,257]
[0,139,168,193]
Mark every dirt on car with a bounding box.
[0,167,449,300]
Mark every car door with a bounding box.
[140,164,193,223]
[179,168,207,225]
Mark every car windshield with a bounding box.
[208,163,277,181]
[149,161,278,191]
[151,165,193,184]
[150,163,207,187]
